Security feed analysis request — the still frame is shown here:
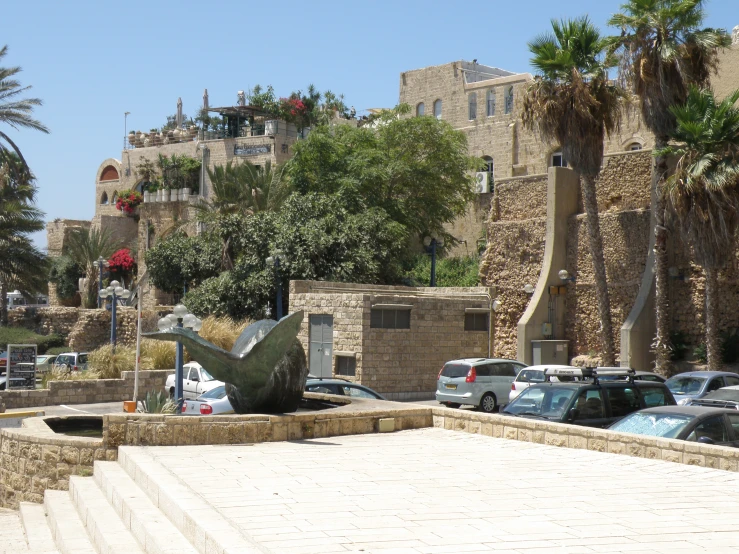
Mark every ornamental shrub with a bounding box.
[115,189,143,214]
[145,232,222,294]
[108,248,136,278]
[48,255,82,300]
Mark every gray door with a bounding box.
[309,315,333,377]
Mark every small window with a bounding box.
[475,365,491,377]
[441,363,471,378]
[416,102,425,116]
[336,356,356,377]
[465,312,488,331]
[707,378,724,393]
[433,99,442,119]
[492,363,516,378]
[468,93,477,120]
[640,386,669,407]
[606,387,640,418]
[687,416,728,443]
[370,308,411,329]
[629,143,643,151]
[342,385,375,399]
[504,87,514,114]
[100,192,109,205]
[78,354,88,364]
[486,90,496,117]
[573,389,605,420]
[112,191,119,204]
[551,152,567,167]
[725,376,739,387]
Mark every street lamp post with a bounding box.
[158,305,202,403]
[98,280,131,353]
[124,111,131,149]
[266,249,285,320]
[423,236,445,287]
[97,256,106,308]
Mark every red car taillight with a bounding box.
[181,402,187,413]
[511,383,516,391]
[200,404,213,415]
[465,367,477,383]
[73,365,78,371]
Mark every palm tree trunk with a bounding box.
[581,174,615,366]
[705,267,721,371]
[652,138,672,376]
[0,281,7,327]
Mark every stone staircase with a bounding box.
[8,447,266,554]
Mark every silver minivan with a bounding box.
[436,358,527,413]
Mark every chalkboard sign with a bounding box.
[7,344,37,390]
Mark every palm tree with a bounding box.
[522,17,625,365]
[200,160,290,269]
[0,153,47,325]
[607,0,731,374]
[64,227,120,309]
[661,87,739,369]
[0,45,49,170]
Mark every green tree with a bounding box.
[0,45,49,169]
[144,232,222,294]
[522,17,626,365]
[48,255,82,301]
[286,105,478,240]
[607,0,731,374]
[0,153,47,325]
[64,227,120,308]
[661,87,739,369]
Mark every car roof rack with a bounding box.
[592,367,635,384]
[545,367,593,380]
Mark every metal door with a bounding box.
[309,315,333,377]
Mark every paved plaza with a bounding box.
[138,428,739,553]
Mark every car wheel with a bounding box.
[479,393,496,414]
[444,402,461,409]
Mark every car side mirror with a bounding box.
[567,408,579,422]
[697,436,715,445]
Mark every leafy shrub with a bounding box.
[48,256,82,300]
[45,345,71,356]
[137,390,177,414]
[145,233,221,294]
[0,327,64,354]
[87,344,136,379]
[693,343,708,364]
[404,255,480,287]
[669,331,690,361]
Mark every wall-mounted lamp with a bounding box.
[558,269,576,283]
[492,299,502,312]
[523,284,535,294]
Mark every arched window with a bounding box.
[628,142,643,151]
[505,86,514,114]
[112,191,119,204]
[468,93,477,120]
[486,90,496,117]
[551,151,568,167]
[433,99,442,119]
[416,102,425,116]
[100,192,109,205]
[100,165,119,181]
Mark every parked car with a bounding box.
[181,385,234,415]
[35,355,57,374]
[665,371,739,405]
[165,362,223,400]
[688,385,739,410]
[305,378,386,400]
[509,365,579,402]
[609,406,739,446]
[598,371,666,383]
[436,358,527,413]
[502,367,676,428]
[52,352,88,372]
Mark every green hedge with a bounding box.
[0,327,65,354]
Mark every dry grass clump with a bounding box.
[140,339,176,370]
[87,344,136,379]
[198,315,252,351]
[41,367,100,388]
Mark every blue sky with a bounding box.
[3,0,735,249]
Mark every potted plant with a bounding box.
[115,189,143,215]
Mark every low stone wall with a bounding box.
[0,370,171,410]
[432,408,739,472]
[0,417,116,509]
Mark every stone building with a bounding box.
[290,280,493,399]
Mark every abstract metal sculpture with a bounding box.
[144,311,307,414]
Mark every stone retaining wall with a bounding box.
[0,370,171,410]
[0,417,116,509]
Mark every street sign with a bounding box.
[7,344,37,390]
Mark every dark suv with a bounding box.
[502,367,676,428]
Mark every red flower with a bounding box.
[108,248,136,273]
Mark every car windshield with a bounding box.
[199,385,226,399]
[610,412,693,438]
[667,377,706,395]
[503,386,577,419]
[36,356,49,363]
[702,389,739,401]
[201,368,215,381]
[441,364,470,379]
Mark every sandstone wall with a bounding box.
[8,307,80,338]
[45,219,90,258]
[0,370,172,410]
[594,150,652,212]
[564,210,651,358]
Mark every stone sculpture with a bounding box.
[144,311,307,414]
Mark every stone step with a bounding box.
[117,447,264,554]
[18,502,58,553]
[68,475,145,554]
[0,507,32,553]
[93,461,200,554]
[44,491,97,554]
